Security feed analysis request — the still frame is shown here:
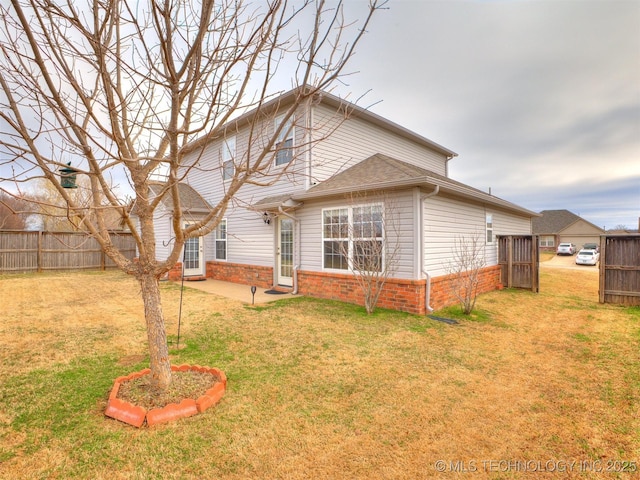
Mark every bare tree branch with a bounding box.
[0,0,384,391]
[445,233,487,315]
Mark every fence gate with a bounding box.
[497,235,539,292]
[599,234,640,306]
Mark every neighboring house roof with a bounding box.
[532,209,604,234]
[147,182,212,214]
[184,87,458,160]
[254,154,538,218]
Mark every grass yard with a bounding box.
[0,265,638,479]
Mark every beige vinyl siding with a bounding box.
[423,195,531,276]
[310,103,449,184]
[175,100,453,273]
[151,211,174,261]
[295,189,416,279]
[178,112,309,268]
[198,204,274,267]
[562,219,603,235]
[182,110,309,207]
[493,210,532,236]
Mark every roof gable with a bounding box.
[532,209,604,234]
[184,87,458,159]
[148,182,212,213]
[306,153,428,194]
[273,154,537,218]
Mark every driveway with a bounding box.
[542,252,600,272]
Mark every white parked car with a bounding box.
[575,249,600,266]
[557,243,577,255]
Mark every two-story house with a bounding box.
[153,88,536,314]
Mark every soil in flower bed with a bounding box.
[117,370,220,410]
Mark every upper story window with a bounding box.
[222,136,235,181]
[215,218,227,260]
[486,213,494,244]
[275,115,294,166]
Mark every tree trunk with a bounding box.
[138,273,172,391]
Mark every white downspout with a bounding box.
[305,96,314,189]
[278,206,300,295]
[420,185,440,314]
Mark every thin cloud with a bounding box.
[339,0,640,228]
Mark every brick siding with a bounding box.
[168,260,501,314]
[206,261,273,288]
[297,265,501,314]
[428,265,501,311]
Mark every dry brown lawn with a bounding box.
[0,263,638,479]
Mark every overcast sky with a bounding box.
[333,0,640,230]
[2,1,637,230]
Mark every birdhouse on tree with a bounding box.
[60,162,78,189]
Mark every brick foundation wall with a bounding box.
[297,270,427,314]
[168,259,502,314]
[167,262,183,281]
[206,261,273,288]
[428,265,502,311]
[297,265,501,314]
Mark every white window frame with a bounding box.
[322,204,384,273]
[486,213,494,244]
[274,114,294,166]
[322,207,349,271]
[214,218,227,261]
[539,235,555,247]
[222,136,235,181]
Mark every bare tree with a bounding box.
[25,177,106,231]
[337,192,400,314]
[0,0,383,391]
[445,234,486,315]
[0,190,32,229]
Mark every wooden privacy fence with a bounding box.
[497,235,539,292]
[0,230,136,273]
[599,234,640,306]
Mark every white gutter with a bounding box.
[420,185,440,314]
[278,206,300,295]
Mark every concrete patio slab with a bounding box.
[171,278,297,304]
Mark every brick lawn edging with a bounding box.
[104,364,227,427]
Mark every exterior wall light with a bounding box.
[262,212,271,224]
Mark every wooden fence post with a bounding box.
[507,236,513,288]
[37,230,42,273]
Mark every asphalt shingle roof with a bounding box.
[148,182,212,213]
[306,153,430,194]
[532,209,604,234]
[252,154,537,218]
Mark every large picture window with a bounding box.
[215,218,227,260]
[275,115,294,166]
[322,204,384,272]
